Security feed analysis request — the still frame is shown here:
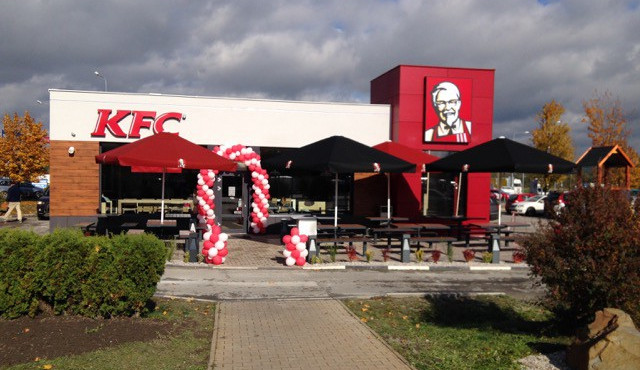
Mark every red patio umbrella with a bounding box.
[96,132,237,223]
[373,141,439,221]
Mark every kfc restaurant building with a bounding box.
[48,65,494,233]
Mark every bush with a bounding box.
[522,187,640,326]
[0,229,40,318]
[1,229,167,318]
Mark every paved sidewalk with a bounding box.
[209,299,413,369]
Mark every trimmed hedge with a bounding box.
[0,229,166,318]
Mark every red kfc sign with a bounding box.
[91,110,185,138]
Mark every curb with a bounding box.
[166,261,530,272]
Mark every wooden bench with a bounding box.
[126,229,145,235]
[409,236,457,249]
[315,237,372,255]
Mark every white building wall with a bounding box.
[49,90,391,147]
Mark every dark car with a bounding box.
[18,182,45,200]
[489,196,499,220]
[544,191,565,216]
[37,186,49,220]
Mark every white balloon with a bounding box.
[251,172,259,178]
[203,231,212,240]
[198,199,206,206]
[260,217,267,222]
[208,248,218,257]
[264,184,270,190]
[207,209,214,216]
[285,256,296,266]
[252,226,260,233]
[197,179,205,186]
[262,179,269,185]
[258,193,265,200]
[208,170,215,178]
[257,212,264,218]
[221,257,226,263]
[229,153,236,160]
[245,160,252,166]
[300,249,308,258]
[254,188,262,195]
[250,222,257,227]
[219,233,228,242]
[215,241,225,250]
[291,235,300,244]
[296,242,306,251]
[261,199,269,205]
[206,189,214,196]
[253,207,260,214]
[258,174,264,181]
[283,249,291,258]
[202,184,209,191]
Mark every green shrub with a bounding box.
[0,229,40,318]
[523,187,640,326]
[32,229,95,315]
[2,229,167,318]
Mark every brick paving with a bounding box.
[209,299,412,370]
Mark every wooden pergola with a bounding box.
[576,145,635,189]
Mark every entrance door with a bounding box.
[217,173,248,233]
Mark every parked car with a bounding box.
[17,182,45,199]
[0,177,11,194]
[37,186,49,220]
[505,193,535,214]
[544,191,566,216]
[489,196,499,220]
[500,186,516,195]
[512,194,547,216]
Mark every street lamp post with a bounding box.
[94,71,107,91]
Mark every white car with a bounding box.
[500,186,516,195]
[512,194,547,216]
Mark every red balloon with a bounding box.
[200,169,208,176]
[203,240,214,249]
[210,234,219,243]
[299,235,308,243]
[218,248,228,257]
[206,218,215,225]
[197,189,205,197]
[202,249,209,256]
[286,243,296,251]
[212,255,223,265]
[290,227,299,236]
[291,249,300,259]
[296,257,306,266]
[206,180,214,187]
[282,235,292,244]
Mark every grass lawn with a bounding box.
[4,298,215,370]
[344,295,570,370]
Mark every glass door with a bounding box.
[217,173,248,233]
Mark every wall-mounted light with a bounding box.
[68,146,75,156]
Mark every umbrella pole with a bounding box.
[424,172,430,216]
[387,173,391,224]
[498,173,501,225]
[334,173,338,228]
[161,170,166,224]
[455,172,462,217]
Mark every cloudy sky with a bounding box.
[1,0,638,156]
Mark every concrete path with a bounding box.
[208,299,413,370]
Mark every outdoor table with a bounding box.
[336,223,368,236]
[390,223,429,237]
[371,227,420,248]
[366,216,409,226]
[470,222,531,250]
[146,219,178,239]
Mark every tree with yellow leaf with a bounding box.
[531,100,575,190]
[0,112,49,182]
[582,90,639,188]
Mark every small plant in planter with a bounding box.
[347,246,358,262]
[311,255,323,264]
[431,250,442,263]
[382,248,390,262]
[365,249,374,262]
[482,251,493,263]
[462,249,475,262]
[415,249,424,263]
[329,245,338,262]
[512,250,525,264]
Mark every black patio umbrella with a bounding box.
[426,137,576,173]
[262,135,416,226]
[425,137,576,223]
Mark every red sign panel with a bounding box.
[424,77,473,144]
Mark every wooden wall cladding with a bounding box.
[50,141,100,216]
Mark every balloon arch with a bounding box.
[195,144,271,265]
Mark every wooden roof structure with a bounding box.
[576,145,635,189]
